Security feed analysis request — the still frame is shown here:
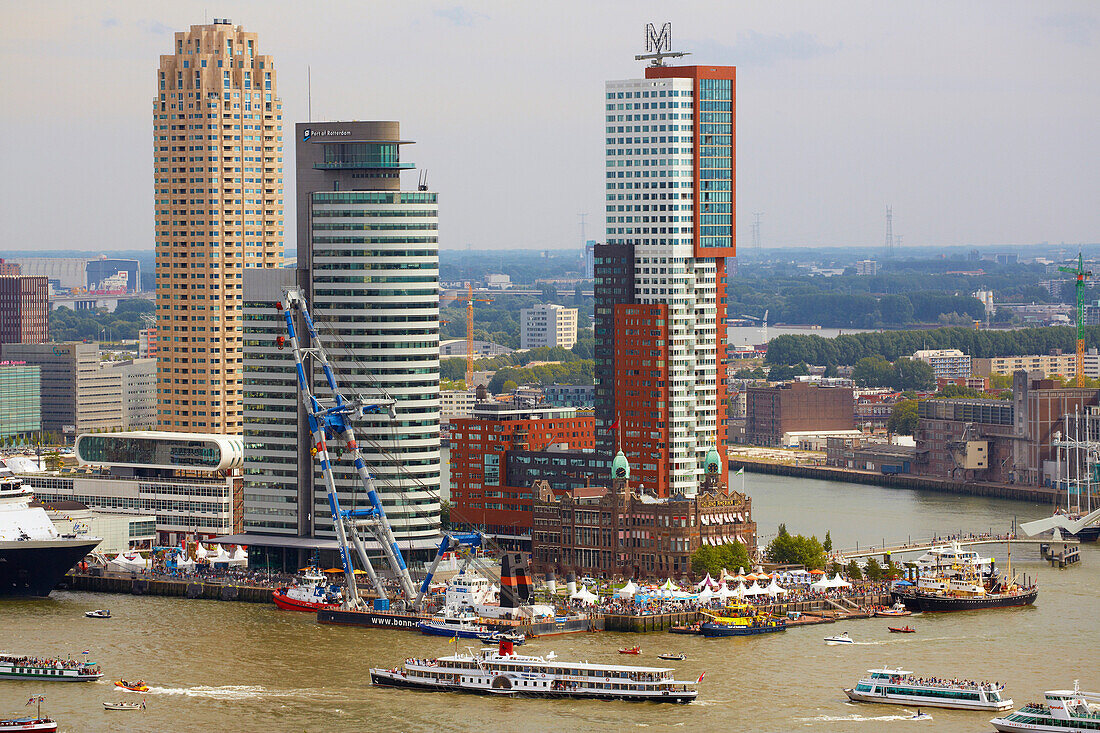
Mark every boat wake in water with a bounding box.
[849,636,964,646]
[142,685,340,701]
[797,712,931,723]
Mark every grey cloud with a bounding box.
[433,6,489,27]
[686,30,842,67]
[1038,12,1097,47]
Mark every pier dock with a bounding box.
[836,535,1080,562]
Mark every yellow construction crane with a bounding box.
[463,283,493,385]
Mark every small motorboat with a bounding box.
[85,609,111,619]
[114,679,149,693]
[618,646,641,655]
[875,601,913,617]
[656,653,686,661]
[824,632,854,645]
[888,625,916,634]
[103,701,145,711]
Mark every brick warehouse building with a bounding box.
[914,372,1100,485]
[746,381,854,446]
[532,449,755,579]
[449,397,595,546]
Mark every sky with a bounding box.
[0,0,1097,253]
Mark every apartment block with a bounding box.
[0,276,48,347]
[972,352,1097,379]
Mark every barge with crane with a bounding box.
[276,289,597,637]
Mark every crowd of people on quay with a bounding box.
[559,578,892,616]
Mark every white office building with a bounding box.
[913,349,972,380]
[520,304,578,349]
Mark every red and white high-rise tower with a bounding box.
[595,29,734,497]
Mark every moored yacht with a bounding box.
[845,666,1012,711]
[370,641,700,703]
[991,682,1100,732]
[418,609,490,639]
[915,542,994,575]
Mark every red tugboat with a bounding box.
[272,567,343,612]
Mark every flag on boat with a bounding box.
[735,468,744,476]
[449,634,457,644]
[26,695,44,705]
[610,418,620,431]
[696,672,706,684]
[83,649,90,654]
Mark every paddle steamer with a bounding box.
[371,641,699,703]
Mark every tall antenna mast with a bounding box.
[307,65,312,123]
[884,205,894,258]
[752,212,763,249]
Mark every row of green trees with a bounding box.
[851,356,936,390]
[50,299,154,342]
[487,360,594,393]
[690,541,751,577]
[728,259,1063,329]
[763,291,984,328]
[765,325,1094,366]
[764,525,829,569]
[440,341,594,383]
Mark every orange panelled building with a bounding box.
[449,400,595,543]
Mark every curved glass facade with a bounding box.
[76,434,242,470]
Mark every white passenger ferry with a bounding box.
[370,641,699,703]
[991,682,1100,732]
[0,655,102,682]
[844,667,1012,711]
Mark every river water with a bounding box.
[3,474,1097,732]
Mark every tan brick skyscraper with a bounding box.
[154,20,283,434]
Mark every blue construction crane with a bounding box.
[277,289,487,612]
[277,288,419,610]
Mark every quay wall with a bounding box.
[730,459,1060,504]
[62,572,273,604]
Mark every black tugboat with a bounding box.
[891,560,1037,613]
